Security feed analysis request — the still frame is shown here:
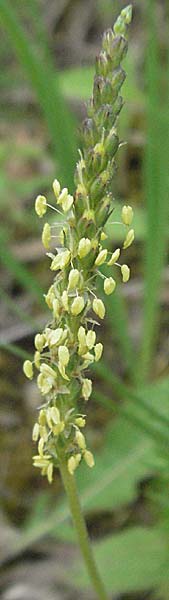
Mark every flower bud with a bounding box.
[68,269,80,290]
[121,205,133,225]
[94,343,103,362]
[58,345,69,367]
[75,430,86,450]
[121,264,130,283]
[93,298,105,320]
[52,178,61,198]
[107,248,120,265]
[23,360,33,379]
[96,51,109,77]
[95,248,107,266]
[104,277,116,295]
[82,378,92,401]
[71,296,85,316]
[84,450,95,468]
[34,333,45,352]
[35,195,47,217]
[78,237,91,258]
[42,223,51,249]
[121,5,132,25]
[111,67,126,96]
[123,228,134,249]
[86,330,96,350]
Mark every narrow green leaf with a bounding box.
[74,527,167,594]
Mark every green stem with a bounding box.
[60,458,109,600]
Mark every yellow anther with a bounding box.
[95,248,107,266]
[78,237,91,258]
[47,328,63,347]
[23,360,33,379]
[67,456,77,475]
[93,298,105,319]
[86,330,96,350]
[121,205,133,226]
[71,296,85,316]
[68,269,80,290]
[50,406,60,424]
[34,351,41,369]
[58,363,70,381]
[38,410,46,426]
[104,277,116,295]
[121,264,130,282]
[47,463,53,484]
[38,437,44,456]
[51,250,71,271]
[84,450,95,468]
[32,422,40,442]
[94,342,103,362]
[53,178,61,198]
[58,345,70,367]
[62,194,74,213]
[52,298,60,318]
[74,453,82,467]
[75,430,86,450]
[78,326,86,346]
[107,248,120,266]
[58,187,68,205]
[82,378,92,401]
[34,333,45,352]
[35,195,47,217]
[45,285,55,309]
[101,231,108,241]
[123,228,134,249]
[42,223,51,249]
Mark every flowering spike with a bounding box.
[23,8,133,483]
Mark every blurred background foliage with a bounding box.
[0,1,169,599]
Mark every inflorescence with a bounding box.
[23,5,133,484]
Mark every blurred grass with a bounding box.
[136,2,169,381]
[0,0,77,190]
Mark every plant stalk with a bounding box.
[60,458,109,600]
